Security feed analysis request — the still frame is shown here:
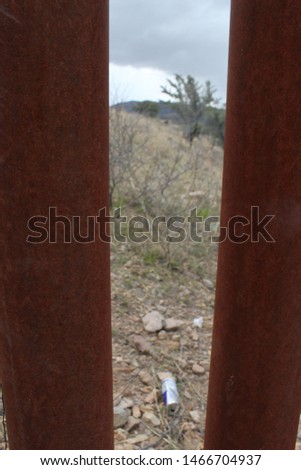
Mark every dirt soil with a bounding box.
[111,244,217,450]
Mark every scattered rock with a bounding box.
[189,410,201,423]
[183,429,204,450]
[114,428,128,441]
[114,406,131,429]
[171,334,181,341]
[143,412,161,427]
[157,330,167,340]
[115,356,124,363]
[146,435,160,447]
[126,416,140,432]
[178,358,187,368]
[127,434,149,445]
[145,388,159,404]
[182,421,194,432]
[140,404,154,413]
[157,371,173,381]
[192,363,206,375]
[117,442,135,450]
[119,397,134,409]
[107,226,233,449]
[142,311,164,333]
[163,318,184,331]
[139,370,153,385]
[184,390,192,399]
[131,358,139,368]
[129,334,152,354]
[191,330,199,341]
[132,405,141,419]
[203,279,214,290]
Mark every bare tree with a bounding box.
[161,74,219,144]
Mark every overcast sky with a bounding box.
[109,0,231,104]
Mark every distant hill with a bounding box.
[111,100,182,123]
[112,100,225,147]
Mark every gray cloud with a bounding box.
[110,0,231,99]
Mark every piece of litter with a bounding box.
[193,317,204,328]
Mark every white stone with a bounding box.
[142,311,164,333]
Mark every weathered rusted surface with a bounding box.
[0,1,113,449]
[204,0,301,450]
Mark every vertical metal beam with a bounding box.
[0,1,113,449]
[205,0,301,450]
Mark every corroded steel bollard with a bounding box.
[0,1,113,449]
[205,0,301,449]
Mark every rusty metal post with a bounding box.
[0,1,113,449]
[204,0,301,450]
